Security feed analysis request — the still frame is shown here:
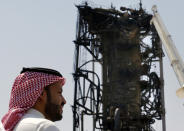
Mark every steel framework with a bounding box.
[73,3,165,131]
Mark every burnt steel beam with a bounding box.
[73,3,165,131]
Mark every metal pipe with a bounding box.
[159,41,166,131]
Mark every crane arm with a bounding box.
[150,5,184,98]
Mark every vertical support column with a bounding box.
[159,42,166,131]
[92,42,95,131]
[73,13,81,130]
[73,44,79,131]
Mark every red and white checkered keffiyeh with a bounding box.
[1,71,65,131]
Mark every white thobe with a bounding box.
[0,108,60,131]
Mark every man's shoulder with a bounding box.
[14,115,60,131]
[19,116,54,125]
[0,122,5,131]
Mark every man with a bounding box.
[0,67,66,131]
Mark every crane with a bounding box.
[151,5,184,98]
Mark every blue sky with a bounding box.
[0,0,184,131]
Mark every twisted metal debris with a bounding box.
[73,3,165,131]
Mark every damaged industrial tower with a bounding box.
[73,2,165,131]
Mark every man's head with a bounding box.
[45,81,66,121]
[34,80,66,121]
[1,67,66,131]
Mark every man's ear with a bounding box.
[33,90,48,112]
[39,90,47,103]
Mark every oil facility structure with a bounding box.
[73,2,165,131]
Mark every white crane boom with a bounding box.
[151,5,184,98]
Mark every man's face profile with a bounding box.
[44,81,66,122]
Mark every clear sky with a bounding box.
[0,0,184,131]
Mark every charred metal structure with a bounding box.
[73,3,165,131]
